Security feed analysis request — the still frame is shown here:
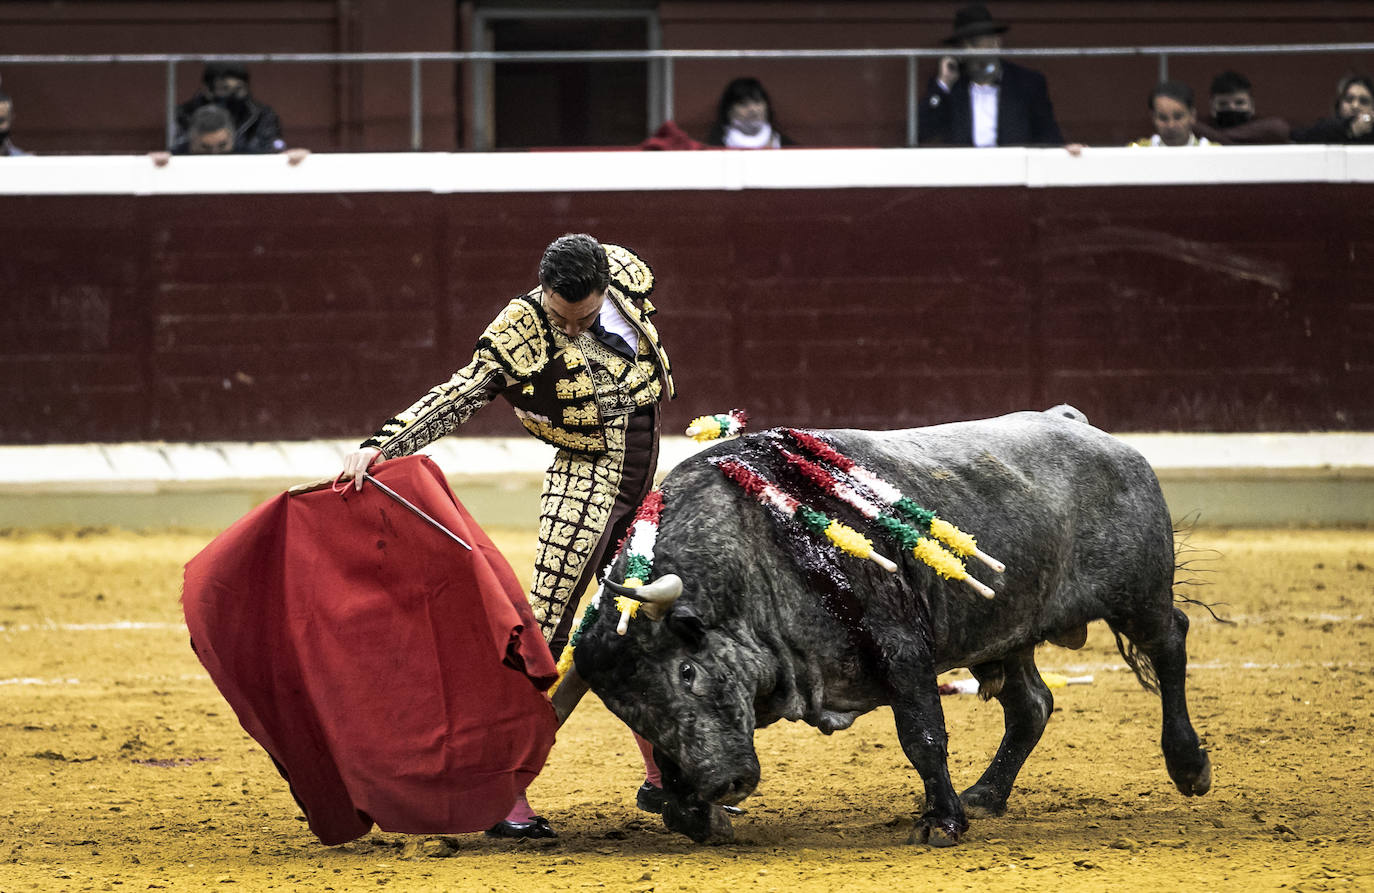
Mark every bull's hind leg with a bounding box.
[960,646,1053,817]
[1113,605,1212,797]
[1148,607,1212,795]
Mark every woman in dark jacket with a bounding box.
[1292,74,1374,144]
[706,77,796,148]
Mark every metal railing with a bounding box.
[2,43,1372,150]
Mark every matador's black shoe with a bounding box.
[485,816,558,839]
[636,782,666,814]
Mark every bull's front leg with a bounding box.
[886,646,968,846]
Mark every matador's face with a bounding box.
[541,286,606,338]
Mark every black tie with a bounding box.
[588,321,636,359]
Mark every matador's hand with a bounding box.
[341,447,382,492]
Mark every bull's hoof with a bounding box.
[1171,752,1212,797]
[908,821,961,848]
[959,786,1008,818]
[907,810,967,848]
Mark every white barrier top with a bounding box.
[1,146,1373,196]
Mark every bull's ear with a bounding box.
[666,602,707,650]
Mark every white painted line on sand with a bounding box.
[0,620,186,633]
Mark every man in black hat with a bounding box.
[918,3,1065,147]
[172,62,286,154]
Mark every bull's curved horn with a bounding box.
[603,574,683,621]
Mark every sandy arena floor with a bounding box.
[1,524,1372,892]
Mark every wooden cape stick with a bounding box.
[551,667,590,726]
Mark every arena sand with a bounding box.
[2,525,1372,892]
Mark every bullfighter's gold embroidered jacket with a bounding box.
[362,245,674,457]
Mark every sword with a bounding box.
[361,471,472,551]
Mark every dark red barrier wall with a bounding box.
[3,183,1371,443]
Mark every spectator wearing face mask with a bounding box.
[706,77,795,148]
[1291,74,1374,145]
[0,90,30,156]
[1130,81,1213,147]
[1193,70,1290,145]
[173,62,285,154]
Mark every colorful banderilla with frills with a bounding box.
[713,457,898,574]
[685,409,748,442]
[776,445,995,599]
[549,488,665,695]
[612,489,665,634]
[783,428,1006,576]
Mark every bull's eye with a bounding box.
[679,661,696,688]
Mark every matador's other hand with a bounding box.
[341,447,382,492]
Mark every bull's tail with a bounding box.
[1111,631,1160,694]
[1172,515,1234,624]
[1113,517,1235,696]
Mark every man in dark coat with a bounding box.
[918,4,1065,147]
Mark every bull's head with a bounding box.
[575,566,764,837]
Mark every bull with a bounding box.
[570,406,1212,845]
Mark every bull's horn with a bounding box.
[603,574,683,621]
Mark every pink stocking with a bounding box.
[634,731,662,788]
[502,791,537,824]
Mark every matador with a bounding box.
[341,233,674,838]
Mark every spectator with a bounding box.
[174,62,285,154]
[152,104,308,166]
[179,104,237,155]
[1194,70,1290,145]
[1291,74,1374,145]
[706,77,795,148]
[918,3,1065,147]
[1130,81,1213,147]
[0,90,30,156]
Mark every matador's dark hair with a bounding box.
[539,233,610,303]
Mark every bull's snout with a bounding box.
[713,775,757,806]
[698,760,760,806]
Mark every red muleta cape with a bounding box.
[182,455,558,845]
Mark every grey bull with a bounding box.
[571,406,1213,845]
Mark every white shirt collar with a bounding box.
[969,81,1000,148]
